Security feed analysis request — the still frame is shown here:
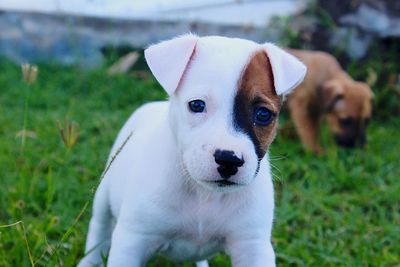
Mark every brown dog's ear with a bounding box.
[321,80,344,112]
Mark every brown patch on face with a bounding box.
[326,81,373,147]
[233,50,282,159]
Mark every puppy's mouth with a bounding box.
[197,179,248,192]
[211,180,240,187]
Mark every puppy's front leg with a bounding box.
[288,96,322,154]
[107,222,156,267]
[227,239,276,267]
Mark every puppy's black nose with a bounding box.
[214,149,244,179]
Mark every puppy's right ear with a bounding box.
[321,79,344,112]
[263,43,307,96]
[144,34,199,95]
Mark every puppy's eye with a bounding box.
[339,117,353,127]
[254,107,274,126]
[188,100,206,113]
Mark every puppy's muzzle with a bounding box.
[214,149,244,179]
[335,132,367,148]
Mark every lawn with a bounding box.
[0,58,399,267]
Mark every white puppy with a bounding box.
[78,34,306,267]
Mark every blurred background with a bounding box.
[0,1,399,266]
[1,0,400,118]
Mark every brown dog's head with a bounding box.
[321,78,373,148]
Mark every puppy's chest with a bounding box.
[158,196,228,261]
[159,220,224,262]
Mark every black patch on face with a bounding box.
[232,51,280,164]
[233,91,265,160]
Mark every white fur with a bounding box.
[78,35,306,267]
[263,43,307,95]
[144,34,198,95]
[145,34,306,96]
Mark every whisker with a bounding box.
[269,162,283,182]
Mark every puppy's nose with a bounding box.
[214,149,244,179]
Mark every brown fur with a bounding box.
[287,49,374,154]
[234,50,282,159]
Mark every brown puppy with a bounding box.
[286,49,373,154]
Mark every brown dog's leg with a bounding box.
[288,97,322,154]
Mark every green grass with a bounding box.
[0,59,399,267]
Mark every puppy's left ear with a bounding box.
[321,79,345,112]
[263,43,307,96]
[145,34,199,95]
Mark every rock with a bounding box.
[289,0,400,60]
[339,3,400,37]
